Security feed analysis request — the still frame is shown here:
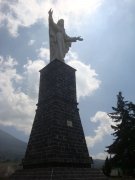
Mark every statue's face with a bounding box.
[57,19,64,28]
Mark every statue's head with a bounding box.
[57,19,64,28]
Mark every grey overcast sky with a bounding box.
[0,0,135,159]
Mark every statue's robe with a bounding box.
[49,17,75,62]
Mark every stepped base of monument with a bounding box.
[10,167,108,180]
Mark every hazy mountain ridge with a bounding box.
[0,129,27,161]
[93,159,105,169]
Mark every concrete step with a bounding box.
[10,167,108,180]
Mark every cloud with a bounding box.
[86,111,114,148]
[23,59,46,99]
[0,0,44,36]
[92,152,108,160]
[37,47,50,62]
[28,39,35,46]
[0,55,45,134]
[67,51,101,100]
[0,0,104,36]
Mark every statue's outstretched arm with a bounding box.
[76,36,83,41]
[65,34,83,42]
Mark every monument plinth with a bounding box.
[23,59,90,169]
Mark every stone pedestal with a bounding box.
[23,59,90,168]
[11,60,107,179]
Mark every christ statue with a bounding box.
[48,9,83,62]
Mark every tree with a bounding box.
[103,156,111,176]
[106,92,135,176]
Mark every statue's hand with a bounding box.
[48,9,53,16]
[77,36,83,41]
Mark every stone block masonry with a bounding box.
[23,59,90,168]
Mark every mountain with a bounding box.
[0,129,27,161]
[93,159,105,169]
